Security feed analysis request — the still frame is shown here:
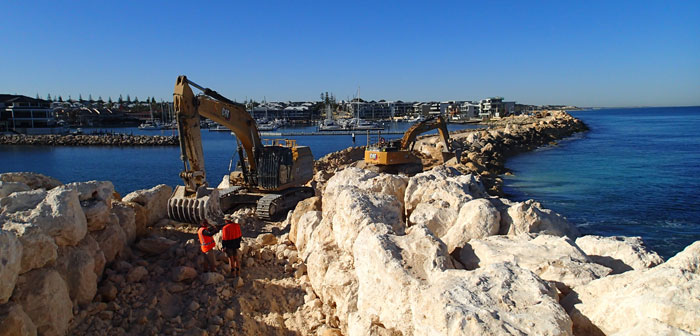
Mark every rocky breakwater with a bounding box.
[0,172,172,336]
[313,111,588,195]
[0,134,177,146]
[287,166,699,335]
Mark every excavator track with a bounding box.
[256,187,314,221]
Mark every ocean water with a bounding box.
[502,107,700,258]
[0,122,478,196]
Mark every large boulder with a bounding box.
[64,181,115,204]
[404,166,486,218]
[0,230,22,303]
[459,234,611,293]
[562,241,700,335]
[12,229,57,274]
[500,199,580,239]
[76,233,105,279]
[55,243,98,307]
[575,235,664,274]
[323,186,403,253]
[122,184,172,228]
[91,214,126,263]
[0,172,62,190]
[0,181,31,199]
[111,202,137,244]
[294,211,322,252]
[289,196,322,245]
[408,202,458,238]
[12,269,72,336]
[2,187,88,247]
[412,264,572,336]
[441,198,500,252]
[0,303,37,336]
[0,190,46,215]
[66,181,115,231]
[323,168,408,208]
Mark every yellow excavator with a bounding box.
[167,75,314,224]
[363,115,456,175]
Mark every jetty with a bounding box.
[260,130,405,136]
[0,133,178,146]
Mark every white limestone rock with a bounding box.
[413,264,573,336]
[412,202,461,236]
[0,181,31,199]
[562,241,700,335]
[404,166,486,218]
[76,233,105,279]
[80,199,110,231]
[289,196,321,245]
[324,186,403,253]
[0,230,22,303]
[294,211,322,253]
[12,229,57,274]
[459,234,611,293]
[122,184,173,228]
[323,167,408,210]
[0,302,37,336]
[500,199,580,239]
[64,180,115,203]
[13,269,72,336]
[0,189,46,214]
[55,243,97,307]
[91,214,126,263]
[575,235,664,274]
[111,202,137,244]
[441,198,500,252]
[32,186,88,246]
[0,172,62,190]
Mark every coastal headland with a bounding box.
[0,134,177,146]
[0,111,698,336]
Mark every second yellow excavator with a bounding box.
[363,115,456,175]
[167,76,314,224]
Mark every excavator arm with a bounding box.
[173,75,263,193]
[400,115,451,151]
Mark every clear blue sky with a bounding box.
[1,1,698,107]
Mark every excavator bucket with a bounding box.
[167,185,225,225]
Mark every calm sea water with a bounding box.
[0,122,478,196]
[503,107,700,258]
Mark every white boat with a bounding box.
[318,105,344,131]
[407,115,426,123]
[258,123,278,131]
[343,118,384,130]
[138,120,162,130]
[208,124,229,132]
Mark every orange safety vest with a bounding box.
[198,227,215,253]
[222,222,242,240]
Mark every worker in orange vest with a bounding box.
[198,220,219,272]
[221,214,243,276]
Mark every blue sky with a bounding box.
[1,1,698,107]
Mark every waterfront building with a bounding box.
[479,97,505,118]
[459,101,480,119]
[0,94,64,134]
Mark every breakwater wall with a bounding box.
[313,111,588,195]
[0,134,178,146]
